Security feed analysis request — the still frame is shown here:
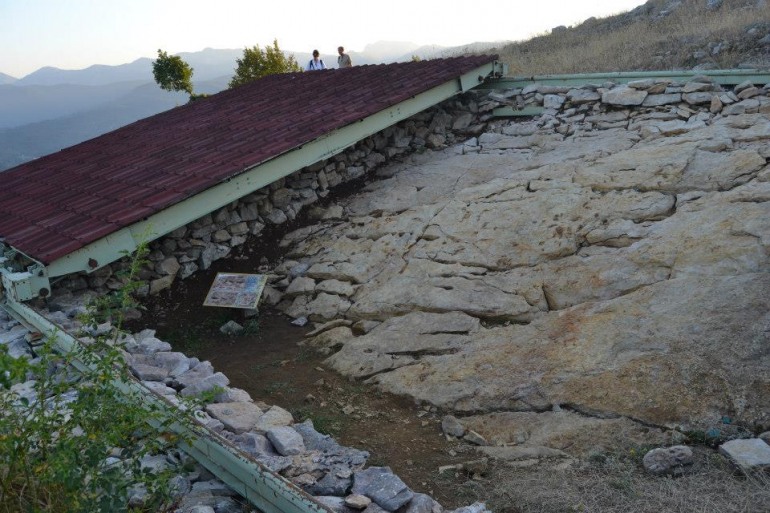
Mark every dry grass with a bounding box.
[493,0,770,75]
[458,448,770,513]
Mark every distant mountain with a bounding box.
[361,41,422,62]
[12,43,436,88]
[18,60,153,86]
[177,48,242,81]
[0,72,17,85]
[0,81,147,129]
[0,42,467,171]
[16,48,244,87]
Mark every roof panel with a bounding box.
[0,55,497,263]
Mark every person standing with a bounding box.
[337,46,352,68]
[306,50,326,71]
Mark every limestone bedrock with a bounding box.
[285,111,770,455]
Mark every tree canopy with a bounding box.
[229,39,301,89]
[152,49,194,96]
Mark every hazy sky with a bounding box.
[1,0,646,78]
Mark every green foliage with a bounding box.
[0,238,181,512]
[240,317,260,336]
[263,380,296,396]
[228,39,301,89]
[152,49,194,96]
[290,408,342,437]
[163,325,206,355]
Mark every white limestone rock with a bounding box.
[205,402,263,434]
[602,86,648,105]
[719,439,770,470]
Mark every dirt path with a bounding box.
[127,240,487,509]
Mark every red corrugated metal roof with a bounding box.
[0,55,496,264]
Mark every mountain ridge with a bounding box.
[5,41,440,87]
[0,41,496,171]
[3,0,766,171]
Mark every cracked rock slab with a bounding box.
[719,439,770,470]
[278,111,770,450]
[205,402,263,434]
[352,467,414,512]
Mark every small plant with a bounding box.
[240,317,260,336]
[263,381,296,396]
[291,409,343,437]
[624,444,657,465]
[163,326,206,355]
[0,237,185,512]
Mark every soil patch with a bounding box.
[126,229,482,509]
[124,166,770,513]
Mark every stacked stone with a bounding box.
[486,75,770,139]
[118,326,488,512]
[54,96,485,300]
[0,300,491,513]
[263,78,770,325]
[0,307,255,513]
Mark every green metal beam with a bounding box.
[478,69,770,89]
[43,60,500,280]
[1,297,334,513]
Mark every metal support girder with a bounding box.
[0,297,334,513]
[42,60,500,283]
[478,69,770,89]
[0,262,49,302]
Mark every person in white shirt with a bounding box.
[306,50,326,71]
[337,46,352,68]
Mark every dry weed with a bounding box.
[494,0,770,75]
[471,449,770,513]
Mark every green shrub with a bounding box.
[0,239,181,512]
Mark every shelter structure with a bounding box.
[0,55,503,302]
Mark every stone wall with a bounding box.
[2,293,490,513]
[53,74,770,310]
[54,94,491,299]
[258,75,770,324]
[488,74,769,136]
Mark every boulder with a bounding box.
[642,446,695,475]
[352,467,413,511]
[205,402,263,434]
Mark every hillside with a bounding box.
[114,74,770,512]
[0,72,16,85]
[0,81,147,129]
[495,0,770,74]
[0,43,429,172]
[2,0,768,172]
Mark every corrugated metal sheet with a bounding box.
[0,55,496,264]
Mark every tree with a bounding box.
[229,39,302,89]
[152,49,194,96]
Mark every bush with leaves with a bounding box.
[0,240,184,512]
[152,49,194,96]
[228,39,302,89]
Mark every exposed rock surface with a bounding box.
[277,78,770,456]
[6,75,770,510]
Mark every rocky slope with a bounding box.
[276,79,770,456]
[498,0,770,74]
